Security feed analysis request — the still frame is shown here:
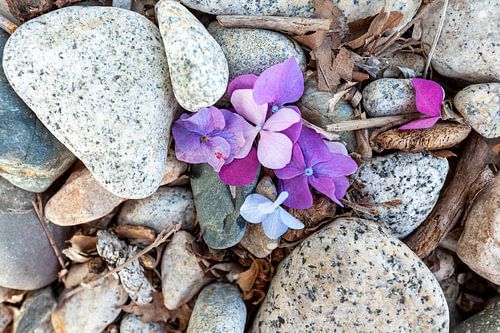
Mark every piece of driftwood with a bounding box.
[216,15,332,35]
[404,133,492,258]
[4,0,82,22]
[327,113,422,132]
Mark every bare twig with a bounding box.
[303,119,340,140]
[353,106,372,158]
[0,13,17,34]
[423,0,449,78]
[327,113,422,132]
[340,199,379,216]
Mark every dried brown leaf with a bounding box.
[236,260,259,292]
[114,225,156,245]
[432,150,458,158]
[293,31,327,49]
[122,291,170,322]
[69,234,97,253]
[316,47,354,91]
[62,247,92,264]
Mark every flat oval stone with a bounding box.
[250,218,449,332]
[3,6,177,199]
[421,0,500,83]
[208,22,306,80]
[156,0,228,111]
[351,152,448,238]
[362,78,417,117]
[454,83,500,139]
[0,31,75,193]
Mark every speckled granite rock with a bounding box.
[156,1,228,111]
[0,31,75,193]
[251,218,449,332]
[15,287,56,333]
[117,186,196,233]
[161,231,212,310]
[0,177,68,290]
[421,0,500,82]
[208,22,306,80]
[454,83,500,138]
[457,176,500,285]
[120,314,167,333]
[352,152,448,238]
[453,298,500,333]
[3,6,177,199]
[362,78,417,117]
[187,283,246,333]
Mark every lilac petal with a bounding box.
[333,176,350,204]
[399,116,440,130]
[227,74,258,98]
[219,147,259,186]
[309,175,341,205]
[412,78,444,117]
[297,127,332,167]
[275,143,306,180]
[231,89,268,126]
[257,131,293,169]
[215,109,248,163]
[261,212,289,239]
[180,107,225,134]
[240,193,272,224]
[324,141,348,155]
[279,106,302,143]
[172,124,207,164]
[277,207,304,229]
[263,107,301,131]
[204,136,232,172]
[280,176,313,209]
[313,153,358,177]
[253,57,304,106]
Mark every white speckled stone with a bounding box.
[352,152,448,238]
[454,83,500,139]
[3,6,177,199]
[117,186,196,233]
[421,0,500,83]
[251,218,449,333]
[362,78,417,117]
[156,1,228,112]
[120,314,167,333]
[187,283,246,333]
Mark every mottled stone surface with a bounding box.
[382,52,426,76]
[208,22,306,80]
[0,177,68,290]
[15,287,56,333]
[352,152,448,238]
[0,31,75,193]
[187,283,246,333]
[51,276,127,333]
[120,314,167,333]
[421,0,500,82]
[362,78,417,117]
[156,1,228,111]
[454,83,500,138]
[161,231,211,310]
[457,176,500,285]
[45,166,126,226]
[117,186,196,233]
[453,298,500,333]
[251,218,449,332]
[3,6,177,199]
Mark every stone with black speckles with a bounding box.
[120,314,167,333]
[421,0,500,83]
[208,22,306,81]
[3,6,177,199]
[454,83,500,139]
[452,298,500,333]
[351,152,448,238]
[156,1,228,112]
[362,78,417,117]
[251,217,449,333]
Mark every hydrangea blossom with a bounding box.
[400,78,444,130]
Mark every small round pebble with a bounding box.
[362,78,417,117]
[120,314,167,333]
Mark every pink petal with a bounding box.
[275,143,306,180]
[324,141,348,155]
[298,127,332,167]
[204,136,232,172]
[313,153,358,177]
[279,176,313,209]
[399,116,440,130]
[227,74,258,98]
[309,175,341,205]
[235,124,259,159]
[411,78,444,117]
[219,147,259,186]
[230,89,268,126]
[257,131,293,169]
[280,106,302,143]
[263,107,301,131]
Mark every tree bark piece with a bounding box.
[4,0,82,22]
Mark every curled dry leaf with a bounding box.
[62,234,97,264]
[236,259,274,304]
[317,47,354,91]
[64,257,107,289]
[0,287,26,304]
[114,225,156,245]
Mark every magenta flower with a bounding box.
[400,78,444,130]
[275,127,358,209]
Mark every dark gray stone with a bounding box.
[452,298,500,333]
[15,287,56,333]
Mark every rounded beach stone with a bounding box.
[351,152,449,238]
[452,298,500,333]
[421,0,500,83]
[120,314,167,333]
[156,0,228,111]
[362,78,417,117]
[187,283,246,333]
[453,83,500,139]
[3,6,177,199]
[117,186,196,233]
[251,218,449,332]
[208,22,306,80]
[15,287,57,333]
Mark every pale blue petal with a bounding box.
[278,207,304,230]
[240,194,272,223]
[262,212,289,239]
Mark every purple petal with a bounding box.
[333,176,350,204]
[280,106,302,144]
[313,153,358,177]
[179,107,225,134]
[309,175,341,205]
[204,136,232,172]
[257,131,293,169]
[261,212,289,239]
[263,107,301,131]
[231,89,268,126]
[227,74,258,98]
[172,123,207,164]
[279,176,313,209]
[253,57,304,106]
[412,78,444,117]
[214,109,248,163]
[275,143,306,180]
[399,116,440,130]
[219,147,259,186]
[297,127,332,167]
[324,141,348,155]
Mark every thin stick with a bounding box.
[0,13,17,34]
[326,113,422,132]
[303,119,340,140]
[217,15,332,35]
[423,0,448,78]
[353,106,372,158]
[340,199,378,216]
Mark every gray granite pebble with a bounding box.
[251,217,449,332]
[421,0,500,83]
[156,1,228,111]
[120,314,167,333]
[362,78,417,117]
[15,287,56,333]
[452,298,500,333]
[0,31,75,193]
[187,283,246,333]
[117,186,196,234]
[454,83,500,139]
[3,6,177,199]
[208,22,306,80]
[352,152,449,238]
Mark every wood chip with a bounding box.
[217,15,332,35]
[114,225,156,245]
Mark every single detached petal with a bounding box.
[275,143,306,180]
[219,147,259,186]
[399,116,440,130]
[279,175,313,209]
[227,74,258,98]
[324,141,348,155]
[309,175,341,205]
[261,211,289,239]
[280,106,302,144]
[253,57,304,106]
[231,89,268,126]
[277,207,304,229]
[412,78,444,117]
[297,126,332,167]
[240,193,272,223]
[263,107,301,131]
[333,176,350,205]
[204,136,231,172]
[257,131,293,169]
[313,153,358,177]
[180,106,225,134]
[172,123,207,164]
